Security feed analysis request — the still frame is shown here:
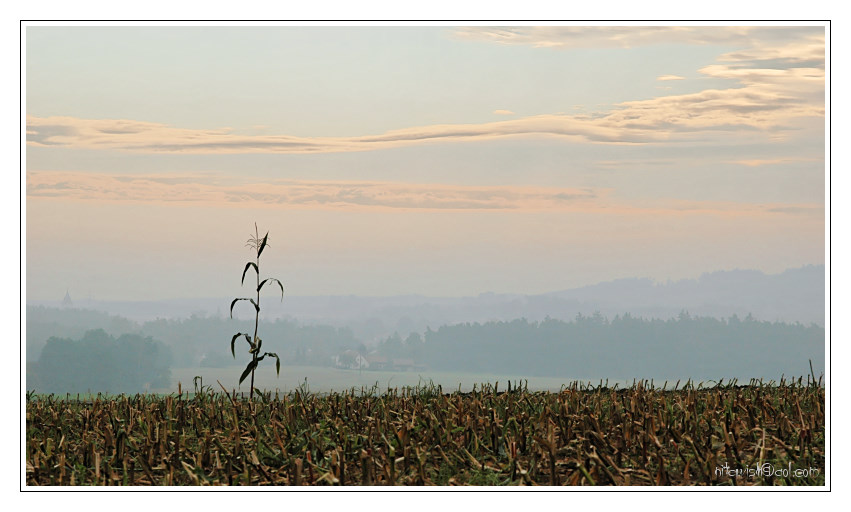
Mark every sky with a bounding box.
[24,24,827,301]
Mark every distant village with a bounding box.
[332,350,425,372]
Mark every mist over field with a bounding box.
[26,265,825,394]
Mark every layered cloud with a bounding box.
[25,70,822,153]
[25,113,658,153]
[26,171,600,211]
[26,26,823,155]
[26,170,823,218]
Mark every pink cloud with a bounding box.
[26,171,823,218]
[26,171,600,211]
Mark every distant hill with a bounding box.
[27,265,825,342]
[542,264,824,326]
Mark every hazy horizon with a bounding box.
[27,265,825,341]
[26,263,823,303]
[26,24,826,303]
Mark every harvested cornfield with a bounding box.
[25,379,825,486]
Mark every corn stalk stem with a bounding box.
[250,224,260,400]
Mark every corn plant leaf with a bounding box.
[230,298,255,318]
[239,360,258,385]
[258,278,285,300]
[230,333,241,357]
[241,262,259,285]
[257,232,269,257]
[230,333,251,357]
[264,352,280,375]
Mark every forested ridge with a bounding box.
[409,313,823,381]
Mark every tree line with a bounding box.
[373,312,824,381]
[26,307,825,393]
[27,329,172,394]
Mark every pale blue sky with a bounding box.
[25,25,826,300]
[27,27,734,135]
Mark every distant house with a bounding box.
[334,350,369,370]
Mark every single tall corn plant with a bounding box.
[230,223,283,399]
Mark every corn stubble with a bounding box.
[25,379,824,486]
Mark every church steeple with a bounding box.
[62,289,73,307]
